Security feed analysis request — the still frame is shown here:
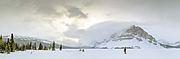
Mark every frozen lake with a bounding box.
[0,49,180,59]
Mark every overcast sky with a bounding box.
[0,0,180,46]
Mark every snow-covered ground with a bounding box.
[0,49,180,59]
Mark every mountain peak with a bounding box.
[126,25,145,34]
[125,25,150,39]
[93,25,160,49]
[110,25,155,41]
[128,25,143,31]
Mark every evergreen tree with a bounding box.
[44,46,48,50]
[15,43,20,51]
[52,41,55,51]
[26,42,32,50]
[21,44,26,51]
[59,44,62,51]
[5,44,10,54]
[25,43,29,49]
[0,35,3,45]
[1,43,6,53]
[0,35,4,52]
[32,42,37,50]
[10,33,15,52]
[38,43,43,50]
[49,45,52,50]
[5,38,11,54]
[29,42,32,50]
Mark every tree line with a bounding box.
[0,33,63,54]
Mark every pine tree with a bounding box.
[29,42,32,50]
[52,41,55,51]
[25,43,28,49]
[49,45,52,50]
[26,42,32,50]
[0,35,3,45]
[5,44,10,54]
[32,42,37,50]
[5,38,11,54]
[1,43,6,53]
[44,46,48,50]
[38,43,43,50]
[0,35,4,52]
[15,43,20,51]
[21,44,26,51]
[59,44,62,51]
[10,33,15,52]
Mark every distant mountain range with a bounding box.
[158,40,180,48]
[2,35,94,49]
[93,25,180,49]
[2,25,180,49]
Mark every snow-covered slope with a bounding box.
[2,36,85,49]
[1,49,180,59]
[3,35,52,46]
[64,21,135,46]
[158,40,180,48]
[93,25,162,49]
[159,40,180,46]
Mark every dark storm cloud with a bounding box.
[29,0,64,17]
[0,0,89,19]
[1,0,180,22]
[67,6,88,18]
[0,0,90,38]
[33,0,88,19]
[0,0,90,30]
[1,0,180,46]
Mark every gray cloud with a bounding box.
[1,0,180,22]
[0,0,89,19]
[33,0,88,19]
[3,0,89,31]
[1,0,180,46]
[66,6,88,18]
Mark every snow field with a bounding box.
[0,49,180,59]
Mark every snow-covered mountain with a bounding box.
[3,35,52,44]
[158,40,180,48]
[2,35,57,47]
[1,25,179,49]
[93,25,163,49]
[2,35,92,49]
